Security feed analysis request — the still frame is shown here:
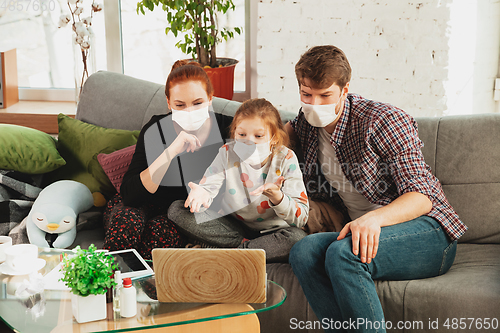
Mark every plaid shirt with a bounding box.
[290,93,467,241]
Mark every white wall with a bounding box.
[255,0,500,117]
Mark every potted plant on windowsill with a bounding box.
[136,0,242,100]
[59,244,118,323]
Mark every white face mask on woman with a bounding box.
[300,94,342,128]
[233,138,273,166]
[171,105,210,131]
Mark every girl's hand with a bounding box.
[250,176,285,205]
[184,182,211,213]
[337,212,382,264]
[168,131,201,157]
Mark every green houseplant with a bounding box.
[136,0,241,68]
[60,244,118,323]
[136,0,242,99]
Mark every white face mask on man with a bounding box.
[233,138,273,166]
[171,104,210,131]
[300,94,343,128]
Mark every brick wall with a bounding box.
[255,0,500,117]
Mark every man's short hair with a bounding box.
[295,45,351,89]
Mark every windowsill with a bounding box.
[0,101,77,134]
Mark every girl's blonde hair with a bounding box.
[230,98,290,154]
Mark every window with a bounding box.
[0,0,107,100]
[120,0,245,92]
[0,0,253,102]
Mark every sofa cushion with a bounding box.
[97,144,136,193]
[0,124,66,174]
[442,183,500,244]
[402,244,500,325]
[44,114,139,196]
[77,71,163,131]
[435,114,500,185]
[435,114,500,244]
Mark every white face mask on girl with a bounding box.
[233,139,273,165]
[171,104,210,131]
[300,95,342,128]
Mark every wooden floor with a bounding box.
[0,101,77,134]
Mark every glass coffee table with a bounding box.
[0,248,286,333]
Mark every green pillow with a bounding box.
[0,124,66,174]
[46,114,140,196]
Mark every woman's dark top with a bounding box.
[120,111,232,208]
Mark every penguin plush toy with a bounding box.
[27,180,94,249]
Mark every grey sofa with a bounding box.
[75,71,500,333]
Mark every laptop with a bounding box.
[152,248,267,303]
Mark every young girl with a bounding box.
[168,98,309,262]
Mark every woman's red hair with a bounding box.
[165,60,214,99]
[230,98,290,154]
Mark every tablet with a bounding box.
[106,249,154,280]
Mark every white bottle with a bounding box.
[120,277,137,318]
[113,271,122,319]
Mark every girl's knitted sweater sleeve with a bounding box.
[269,148,309,228]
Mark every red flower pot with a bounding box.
[203,58,239,100]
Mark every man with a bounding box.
[287,45,467,332]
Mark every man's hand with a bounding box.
[249,176,285,205]
[336,192,433,263]
[337,212,382,264]
[184,182,211,213]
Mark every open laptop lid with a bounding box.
[152,248,267,303]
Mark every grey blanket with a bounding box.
[0,170,43,237]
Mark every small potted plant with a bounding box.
[136,0,242,100]
[59,244,118,323]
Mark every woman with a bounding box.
[103,60,232,259]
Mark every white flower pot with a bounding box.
[71,293,107,323]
